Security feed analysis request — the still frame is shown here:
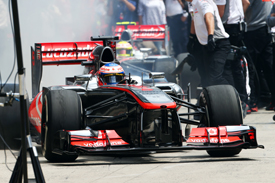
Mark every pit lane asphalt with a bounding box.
[1,105,275,183]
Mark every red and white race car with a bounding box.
[114,24,178,82]
[25,36,263,162]
[114,24,200,97]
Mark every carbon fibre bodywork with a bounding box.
[28,36,263,161]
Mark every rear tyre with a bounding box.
[199,85,243,157]
[42,90,82,162]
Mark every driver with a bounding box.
[97,63,125,85]
[116,41,133,58]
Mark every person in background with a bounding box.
[266,2,275,111]
[108,0,137,23]
[244,0,275,112]
[215,0,250,115]
[186,0,232,87]
[107,0,138,35]
[186,2,207,88]
[138,0,166,55]
[165,0,189,59]
[242,0,250,13]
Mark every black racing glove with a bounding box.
[207,34,216,52]
[187,34,197,54]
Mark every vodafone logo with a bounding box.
[208,128,217,135]
[189,138,230,143]
[83,141,123,147]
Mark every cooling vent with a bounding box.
[157,86,171,90]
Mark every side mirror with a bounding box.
[139,48,152,59]
[149,72,165,79]
[149,72,165,86]
[140,48,152,54]
[74,74,92,82]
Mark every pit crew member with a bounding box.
[215,0,250,113]
[186,0,232,87]
[244,0,275,111]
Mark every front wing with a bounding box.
[52,125,264,156]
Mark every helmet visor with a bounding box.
[101,73,124,84]
[118,49,133,57]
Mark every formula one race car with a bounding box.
[114,24,177,83]
[28,36,263,162]
[114,24,201,97]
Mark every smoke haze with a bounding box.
[0,0,110,97]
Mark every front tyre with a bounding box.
[199,85,243,157]
[41,90,82,162]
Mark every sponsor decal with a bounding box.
[115,25,166,40]
[41,45,94,58]
[115,26,125,37]
[37,48,41,61]
[35,92,42,119]
[83,141,124,147]
[36,42,103,62]
[139,28,164,37]
[208,128,217,135]
[30,114,41,127]
[29,92,42,129]
[189,138,230,143]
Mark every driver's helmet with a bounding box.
[116,41,133,58]
[97,63,125,85]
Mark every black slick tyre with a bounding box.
[42,90,82,162]
[199,85,243,157]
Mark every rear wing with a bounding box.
[114,24,171,55]
[31,41,103,98]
